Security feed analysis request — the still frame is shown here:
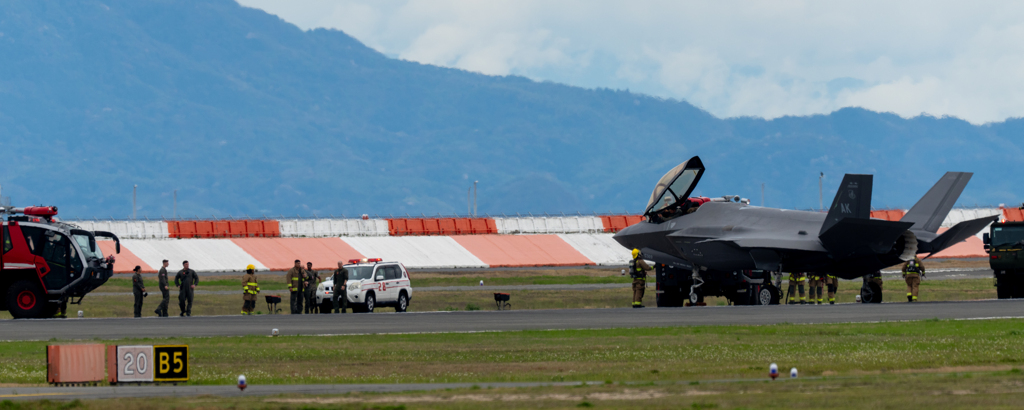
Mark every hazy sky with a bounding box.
[237,0,1024,124]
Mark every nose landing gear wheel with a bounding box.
[757,285,780,305]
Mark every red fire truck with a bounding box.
[1,206,119,318]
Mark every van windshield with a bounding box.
[344,266,374,280]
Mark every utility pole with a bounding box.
[761,183,765,207]
[819,172,824,212]
[133,185,137,220]
[173,190,178,219]
[473,180,478,217]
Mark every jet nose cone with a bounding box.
[612,224,637,249]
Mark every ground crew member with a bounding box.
[786,272,807,304]
[241,264,259,315]
[807,273,823,305]
[331,261,349,313]
[869,270,883,290]
[629,248,652,308]
[304,262,320,314]
[175,260,199,316]
[155,259,170,317]
[132,265,146,318]
[825,274,838,305]
[903,257,925,302]
[286,259,305,314]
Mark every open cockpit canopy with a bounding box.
[644,156,705,217]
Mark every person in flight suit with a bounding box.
[629,248,652,308]
[285,259,305,314]
[154,259,170,317]
[241,264,260,315]
[175,260,199,316]
[787,272,807,304]
[903,257,925,302]
[331,261,349,314]
[304,262,320,314]
[131,265,147,318]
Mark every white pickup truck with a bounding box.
[315,259,412,313]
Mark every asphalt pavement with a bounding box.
[3,298,1024,341]
[0,381,595,401]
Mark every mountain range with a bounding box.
[1,0,1021,219]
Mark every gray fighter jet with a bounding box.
[613,156,996,305]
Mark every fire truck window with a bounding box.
[69,245,83,275]
[2,226,11,253]
[20,226,47,256]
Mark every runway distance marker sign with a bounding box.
[154,345,189,382]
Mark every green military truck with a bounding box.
[983,221,1024,298]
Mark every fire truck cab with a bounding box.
[1,206,120,319]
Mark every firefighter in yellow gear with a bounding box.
[787,272,807,304]
[903,257,925,302]
[629,248,652,308]
[807,273,824,304]
[241,265,260,315]
[825,274,838,304]
[285,259,305,314]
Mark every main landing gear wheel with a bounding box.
[860,281,882,304]
[8,280,46,319]
[757,285,781,306]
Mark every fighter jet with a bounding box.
[612,156,996,304]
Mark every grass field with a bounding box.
[0,274,1001,319]
[5,372,1024,409]
[4,318,1024,386]
[4,319,1024,408]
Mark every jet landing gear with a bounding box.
[860,275,883,303]
[653,264,779,307]
[687,266,706,306]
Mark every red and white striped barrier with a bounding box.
[69,207,1012,273]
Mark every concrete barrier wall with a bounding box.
[278,218,389,237]
[232,238,364,271]
[558,233,629,266]
[451,235,593,267]
[494,216,604,234]
[121,239,267,273]
[70,221,169,239]
[342,237,487,269]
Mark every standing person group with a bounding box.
[284,260,331,314]
[130,260,199,318]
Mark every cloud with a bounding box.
[237,0,1024,124]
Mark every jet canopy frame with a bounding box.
[644,156,705,217]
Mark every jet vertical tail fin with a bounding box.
[900,172,972,234]
[819,174,873,235]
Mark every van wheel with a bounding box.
[363,293,375,313]
[396,293,408,312]
[8,280,46,319]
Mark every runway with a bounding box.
[0,381,597,401]
[3,299,1023,341]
